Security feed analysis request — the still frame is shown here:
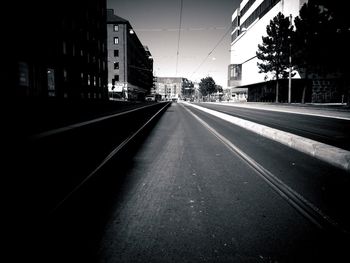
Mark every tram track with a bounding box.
[14,101,171,217]
[51,101,171,212]
[183,103,349,239]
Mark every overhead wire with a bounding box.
[190,26,232,79]
[175,0,184,77]
[134,26,226,32]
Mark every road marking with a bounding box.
[183,102,350,172]
[182,104,348,236]
[206,102,350,121]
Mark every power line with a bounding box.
[190,26,231,79]
[175,0,183,77]
[134,26,226,32]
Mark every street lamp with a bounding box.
[288,14,292,104]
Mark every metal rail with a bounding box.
[51,102,171,213]
[31,103,166,140]
[183,104,349,238]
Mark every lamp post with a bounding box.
[288,14,292,104]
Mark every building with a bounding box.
[228,0,307,101]
[107,9,153,101]
[155,77,183,101]
[6,0,108,100]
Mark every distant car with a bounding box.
[172,97,178,103]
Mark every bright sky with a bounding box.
[107,0,241,88]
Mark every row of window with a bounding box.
[240,0,257,18]
[62,41,105,58]
[231,0,279,43]
[240,0,279,31]
[231,30,240,43]
[62,42,107,71]
[62,68,105,87]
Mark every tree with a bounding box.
[199,76,216,99]
[256,12,293,102]
[293,1,330,103]
[215,85,223,93]
[309,0,350,105]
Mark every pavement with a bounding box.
[183,101,350,172]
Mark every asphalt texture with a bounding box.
[194,103,350,151]
[93,102,349,262]
[9,101,349,262]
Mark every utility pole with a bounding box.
[288,14,292,104]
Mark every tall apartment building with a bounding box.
[107,9,153,101]
[228,0,307,101]
[6,0,108,100]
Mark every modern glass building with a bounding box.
[228,0,307,100]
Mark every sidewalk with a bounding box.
[206,102,350,120]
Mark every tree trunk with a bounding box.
[275,78,279,103]
[301,85,306,104]
[301,69,308,104]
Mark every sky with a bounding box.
[107,0,241,88]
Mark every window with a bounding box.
[88,74,91,85]
[114,37,119,44]
[113,24,119,31]
[114,75,119,81]
[114,50,119,57]
[114,62,119,70]
[63,69,68,81]
[62,41,67,54]
[47,68,55,97]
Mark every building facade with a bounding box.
[107,9,153,101]
[155,77,183,101]
[228,0,307,101]
[6,0,108,100]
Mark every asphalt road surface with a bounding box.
[87,102,349,262]
[21,102,349,263]
[193,103,350,151]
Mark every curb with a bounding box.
[205,102,350,120]
[184,102,350,172]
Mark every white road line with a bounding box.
[182,104,346,234]
[206,102,350,121]
[182,102,350,172]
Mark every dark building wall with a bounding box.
[6,0,108,100]
[246,78,345,103]
[247,79,312,103]
[127,33,153,94]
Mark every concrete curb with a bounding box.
[205,102,350,120]
[184,102,350,172]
